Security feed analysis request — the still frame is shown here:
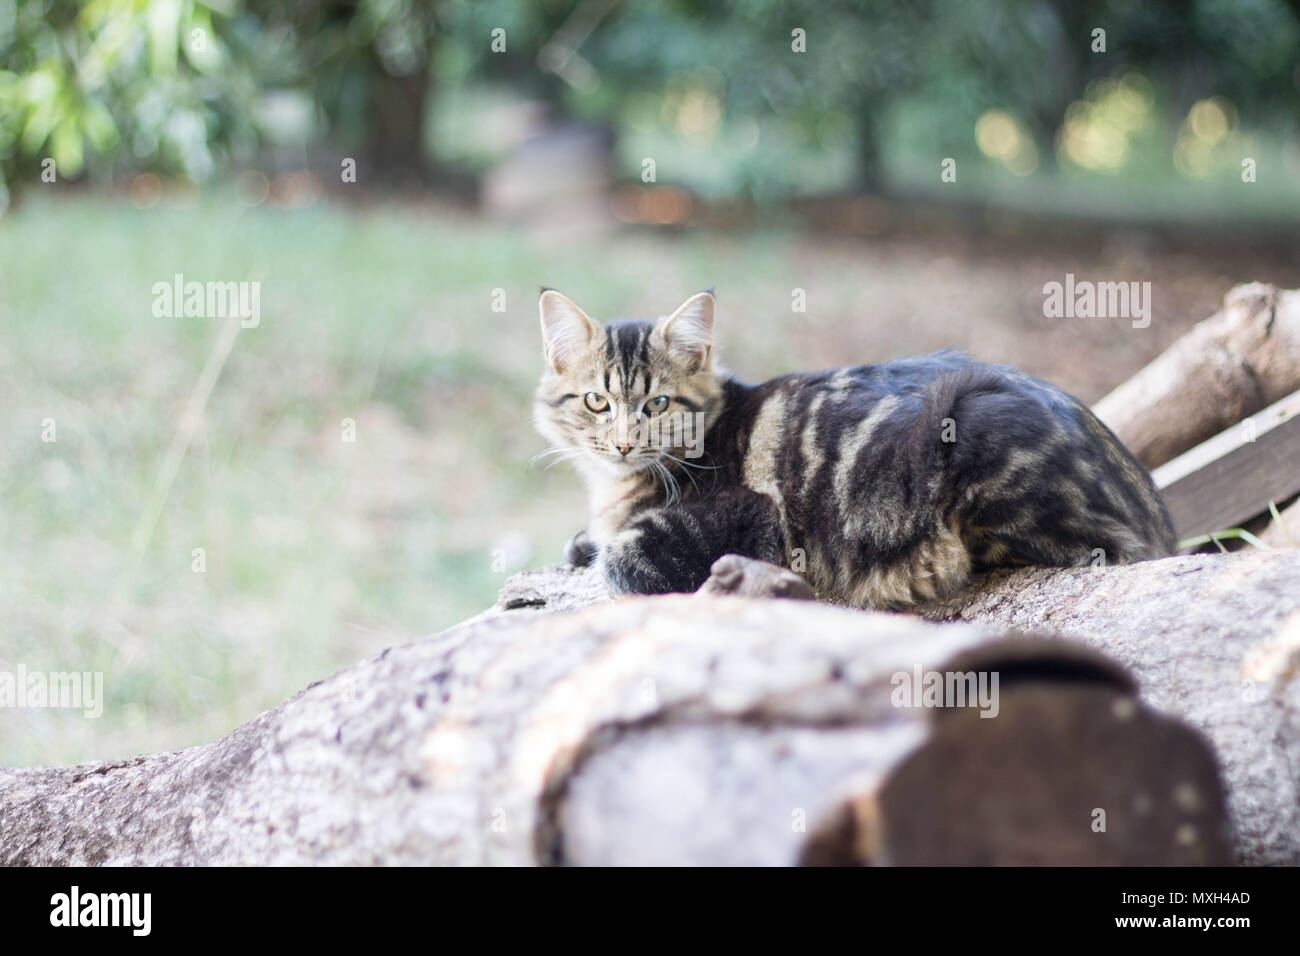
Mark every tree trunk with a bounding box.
[3,550,1298,866]
[363,67,431,183]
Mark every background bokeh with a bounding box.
[3,0,1299,765]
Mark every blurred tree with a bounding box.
[438,0,1300,190]
[2,0,1298,207]
[243,0,440,179]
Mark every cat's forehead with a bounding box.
[581,319,671,393]
[601,319,654,365]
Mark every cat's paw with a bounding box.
[564,530,599,567]
[698,554,816,601]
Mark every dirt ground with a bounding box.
[720,223,1300,404]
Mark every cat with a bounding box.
[532,288,1177,608]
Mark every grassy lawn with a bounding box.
[2,190,1294,767]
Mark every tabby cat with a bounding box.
[532,289,1176,608]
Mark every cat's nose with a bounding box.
[616,444,633,456]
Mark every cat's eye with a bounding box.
[584,392,609,413]
[644,395,670,414]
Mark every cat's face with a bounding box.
[533,290,724,478]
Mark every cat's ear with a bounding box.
[653,291,714,372]
[539,290,601,373]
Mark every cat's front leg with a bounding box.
[598,490,810,599]
[563,529,599,567]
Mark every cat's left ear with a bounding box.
[653,291,714,372]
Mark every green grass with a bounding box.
[1179,528,1270,551]
[0,193,604,766]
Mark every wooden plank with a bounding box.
[1152,388,1300,540]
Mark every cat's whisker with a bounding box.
[664,464,681,506]
[531,446,590,472]
[657,453,702,497]
[658,451,722,471]
[530,445,585,468]
[651,459,681,507]
[656,450,717,498]
[544,457,582,471]
[649,459,666,503]
[666,467,682,507]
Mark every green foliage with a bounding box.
[2,1,1300,203]
[434,0,1300,194]
[0,0,266,205]
[0,0,435,204]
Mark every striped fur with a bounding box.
[534,291,1177,609]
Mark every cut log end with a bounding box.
[801,656,1231,866]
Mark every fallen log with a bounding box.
[929,548,1300,866]
[2,550,1297,866]
[1094,283,1300,469]
[543,627,1228,866]
[800,640,1228,866]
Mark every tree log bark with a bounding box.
[1093,283,1300,468]
[3,550,1297,866]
